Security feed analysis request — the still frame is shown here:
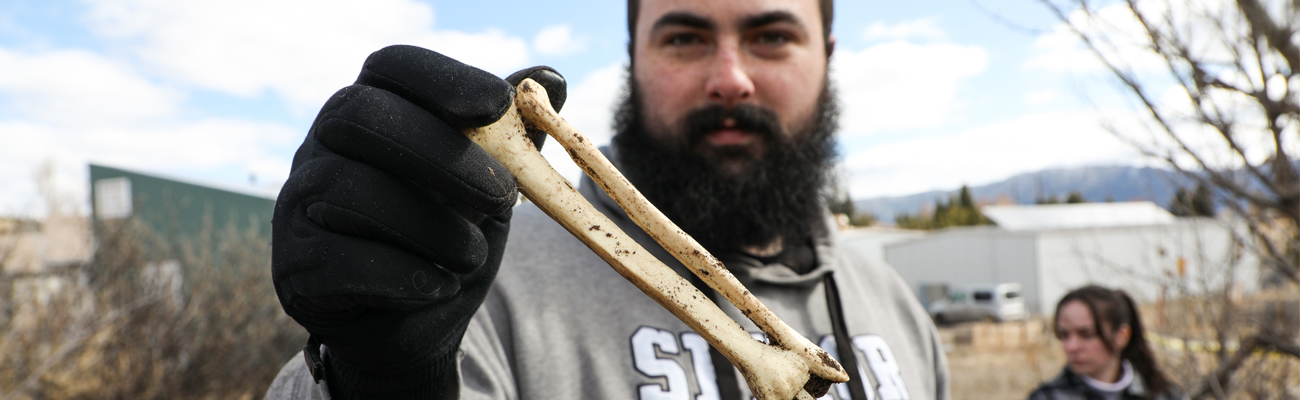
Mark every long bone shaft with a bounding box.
[463,79,848,400]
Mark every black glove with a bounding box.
[271,44,566,399]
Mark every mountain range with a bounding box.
[853,165,1196,223]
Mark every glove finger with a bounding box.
[505,66,567,112]
[312,84,517,216]
[294,155,492,274]
[285,229,461,314]
[276,208,509,364]
[356,45,514,130]
[305,238,499,372]
[505,66,568,150]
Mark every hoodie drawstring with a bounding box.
[698,272,871,400]
[825,272,871,400]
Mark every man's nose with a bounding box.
[704,43,754,107]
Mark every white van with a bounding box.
[927,283,1027,324]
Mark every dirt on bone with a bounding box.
[816,350,837,369]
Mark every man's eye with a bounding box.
[755,31,790,45]
[667,33,702,46]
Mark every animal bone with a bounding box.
[463,79,849,400]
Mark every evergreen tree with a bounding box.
[828,193,855,217]
[1190,184,1214,217]
[893,185,991,230]
[1035,191,1087,204]
[825,186,874,227]
[1170,183,1215,217]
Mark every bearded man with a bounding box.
[266,0,949,399]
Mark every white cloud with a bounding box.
[832,41,988,136]
[0,40,305,216]
[1137,83,1297,170]
[0,47,182,126]
[843,111,1142,198]
[0,1,548,216]
[533,25,587,57]
[0,122,76,216]
[862,18,947,42]
[1024,89,1058,105]
[80,0,531,111]
[1024,1,1156,73]
[79,120,298,174]
[1024,0,1245,74]
[0,115,297,216]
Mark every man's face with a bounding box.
[615,0,837,254]
[632,0,831,174]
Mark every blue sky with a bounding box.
[0,0,1159,216]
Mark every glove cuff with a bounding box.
[324,344,460,400]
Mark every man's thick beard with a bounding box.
[612,76,840,253]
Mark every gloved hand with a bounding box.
[271,44,566,399]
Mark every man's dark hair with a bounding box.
[626,0,834,51]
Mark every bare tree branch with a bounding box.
[1217,184,1300,282]
[1131,0,1289,203]
[1236,0,1300,73]
[1039,4,1299,397]
[1044,0,1298,276]
[1191,334,1300,399]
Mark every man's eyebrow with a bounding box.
[739,10,803,31]
[651,12,715,33]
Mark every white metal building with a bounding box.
[882,202,1258,315]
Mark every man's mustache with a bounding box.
[682,103,784,148]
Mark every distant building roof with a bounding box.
[88,163,280,200]
[89,164,276,243]
[983,201,1176,231]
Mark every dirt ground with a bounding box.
[939,319,1065,400]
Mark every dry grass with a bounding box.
[943,319,1064,400]
[0,218,307,399]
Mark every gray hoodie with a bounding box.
[266,167,950,400]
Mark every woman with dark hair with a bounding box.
[1027,285,1184,400]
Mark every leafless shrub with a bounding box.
[0,216,306,399]
[1147,288,1300,399]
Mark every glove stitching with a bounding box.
[318,159,345,274]
[321,116,514,211]
[363,69,437,119]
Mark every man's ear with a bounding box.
[825,33,836,58]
